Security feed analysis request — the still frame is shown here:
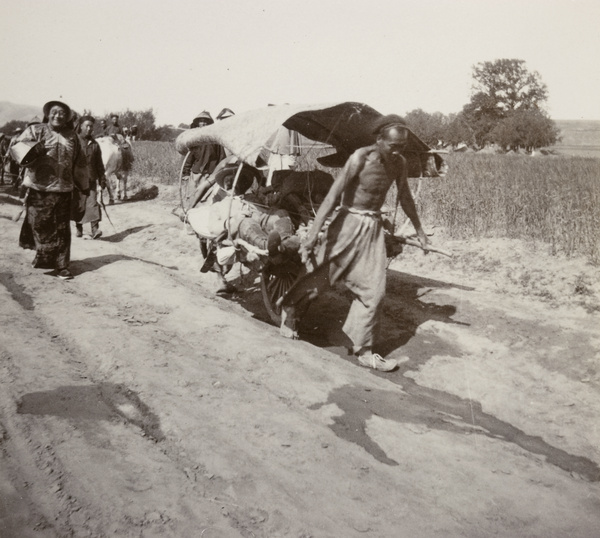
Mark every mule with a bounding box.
[96,136,134,202]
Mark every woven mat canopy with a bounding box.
[175,102,432,168]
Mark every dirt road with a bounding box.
[1,187,599,537]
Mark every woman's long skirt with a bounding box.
[19,190,72,271]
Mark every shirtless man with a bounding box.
[279,115,429,372]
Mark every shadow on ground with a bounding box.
[118,185,159,204]
[0,272,34,310]
[100,225,153,243]
[233,267,472,359]
[310,380,600,481]
[71,254,178,276]
[281,269,600,482]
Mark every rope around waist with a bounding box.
[338,205,383,218]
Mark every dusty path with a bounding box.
[1,189,599,537]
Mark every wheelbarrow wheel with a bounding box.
[260,260,302,325]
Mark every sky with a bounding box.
[1,0,599,126]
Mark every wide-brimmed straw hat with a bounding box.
[191,111,214,127]
[42,100,72,121]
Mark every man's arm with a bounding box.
[304,150,363,250]
[195,145,223,176]
[396,162,429,248]
[181,151,194,178]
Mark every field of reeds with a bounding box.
[414,154,600,264]
[129,140,182,185]
[130,141,600,265]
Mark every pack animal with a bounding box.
[96,136,134,202]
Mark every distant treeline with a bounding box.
[0,108,184,142]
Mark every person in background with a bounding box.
[130,124,138,141]
[105,114,124,139]
[0,133,9,185]
[96,119,108,137]
[16,99,89,280]
[181,111,226,189]
[75,115,107,239]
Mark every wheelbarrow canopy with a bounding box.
[175,102,444,176]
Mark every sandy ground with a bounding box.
[1,185,599,538]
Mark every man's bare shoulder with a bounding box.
[351,145,377,159]
[348,145,378,167]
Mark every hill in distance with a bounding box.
[0,101,43,126]
[554,119,600,145]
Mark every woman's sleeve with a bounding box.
[94,144,106,178]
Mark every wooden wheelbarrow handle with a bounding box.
[394,235,453,257]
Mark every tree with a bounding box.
[404,109,447,147]
[469,59,548,115]
[490,109,560,151]
[444,113,476,147]
[462,59,557,149]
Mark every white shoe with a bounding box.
[279,307,299,340]
[357,353,398,372]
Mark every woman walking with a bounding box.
[16,99,89,280]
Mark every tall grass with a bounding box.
[416,154,600,264]
[129,140,182,184]
[131,141,600,264]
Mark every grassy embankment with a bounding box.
[129,141,600,265]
